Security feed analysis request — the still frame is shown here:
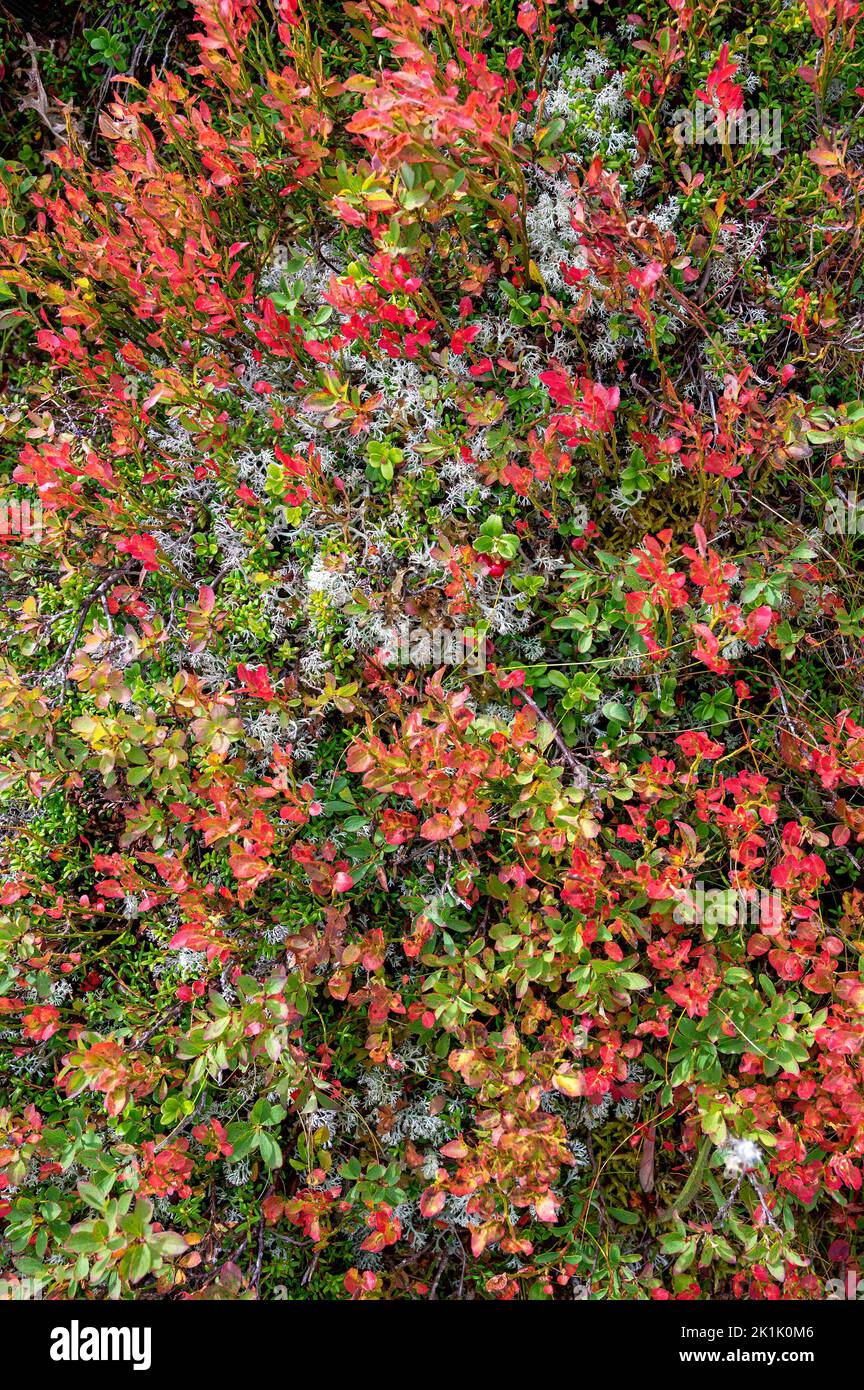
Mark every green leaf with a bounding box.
[616,971,650,990]
[122,1243,152,1284]
[256,1131,283,1169]
[602,700,629,724]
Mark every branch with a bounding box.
[517,689,591,788]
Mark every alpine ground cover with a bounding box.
[1,0,864,1301]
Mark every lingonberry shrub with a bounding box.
[0,0,863,1300]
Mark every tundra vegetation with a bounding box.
[1,0,864,1301]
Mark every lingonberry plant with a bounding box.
[0,0,863,1301]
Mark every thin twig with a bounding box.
[252,1208,267,1292]
[58,566,129,701]
[516,688,591,787]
